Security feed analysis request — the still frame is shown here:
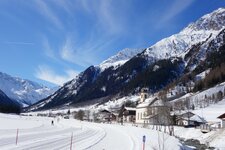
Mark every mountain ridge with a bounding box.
[0,71,56,106]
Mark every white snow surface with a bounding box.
[0,72,56,106]
[174,126,225,149]
[0,113,183,150]
[193,98,225,122]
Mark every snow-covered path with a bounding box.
[0,114,183,150]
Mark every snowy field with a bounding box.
[193,98,225,122]
[174,98,225,149]
[0,113,183,150]
[174,126,225,149]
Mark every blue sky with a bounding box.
[0,0,224,87]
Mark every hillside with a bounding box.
[0,89,20,113]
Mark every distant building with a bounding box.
[123,107,136,123]
[177,112,206,127]
[217,113,225,128]
[98,109,116,123]
[118,106,136,123]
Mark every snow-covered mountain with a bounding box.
[28,7,225,111]
[99,48,144,71]
[143,7,225,65]
[0,72,56,106]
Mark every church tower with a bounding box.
[140,88,148,103]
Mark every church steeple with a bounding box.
[140,88,148,103]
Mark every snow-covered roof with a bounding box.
[136,101,151,108]
[217,113,225,119]
[151,99,164,107]
[137,97,162,108]
[182,114,206,123]
[124,107,136,111]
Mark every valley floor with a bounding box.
[0,113,183,150]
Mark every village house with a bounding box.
[118,106,136,123]
[217,113,225,128]
[98,109,116,123]
[123,107,136,123]
[176,112,206,127]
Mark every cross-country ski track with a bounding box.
[0,114,182,150]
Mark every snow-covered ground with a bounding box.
[0,113,183,150]
[174,126,225,149]
[193,98,225,122]
[173,97,225,149]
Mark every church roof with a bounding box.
[136,97,162,108]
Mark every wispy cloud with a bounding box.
[52,0,74,16]
[3,41,34,45]
[59,37,91,67]
[156,0,195,27]
[60,35,115,67]
[42,37,56,59]
[33,0,63,29]
[78,0,124,34]
[35,65,78,86]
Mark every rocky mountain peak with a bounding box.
[99,48,144,71]
[185,7,225,32]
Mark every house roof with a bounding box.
[123,107,136,116]
[217,113,225,119]
[124,107,136,111]
[151,99,164,107]
[181,114,206,123]
[136,97,161,108]
[136,101,151,108]
[99,109,111,113]
[180,112,195,118]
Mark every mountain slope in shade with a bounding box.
[28,7,225,111]
[0,72,56,106]
[0,89,21,113]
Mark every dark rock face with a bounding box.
[0,89,21,113]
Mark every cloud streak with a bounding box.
[156,0,195,27]
[59,35,115,67]
[42,37,56,59]
[35,65,78,86]
[3,41,34,45]
[33,0,63,29]
[78,0,124,34]
[60,37,93,67]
